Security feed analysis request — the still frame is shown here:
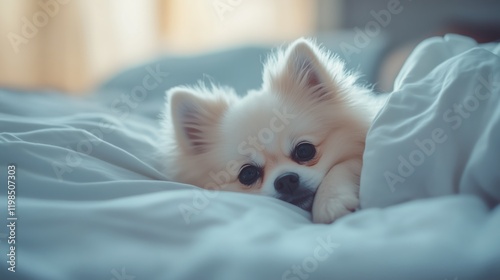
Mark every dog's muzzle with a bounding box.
[274,172,315,211]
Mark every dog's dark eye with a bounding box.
[292,142,316,162]
[238,165,261,186]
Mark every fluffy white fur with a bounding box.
[161,38,386,223]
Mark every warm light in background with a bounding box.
[0,0,317,94]
[163,0,316,53]
[2,0,498,94]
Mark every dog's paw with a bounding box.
[312,194,359,224]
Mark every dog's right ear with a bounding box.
[167,87,228,155]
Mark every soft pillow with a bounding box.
[361,34,500,208]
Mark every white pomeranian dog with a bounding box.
[161,38,385,223]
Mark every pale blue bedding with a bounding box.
[1,35,499,280]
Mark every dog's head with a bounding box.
[162,38,373,211]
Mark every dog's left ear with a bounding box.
[265,38,340,102]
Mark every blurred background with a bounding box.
[0,0,499,94]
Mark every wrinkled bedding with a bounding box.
[1,35,499,280]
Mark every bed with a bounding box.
[1,34,499,280]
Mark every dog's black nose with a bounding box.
[274,172,300,195]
